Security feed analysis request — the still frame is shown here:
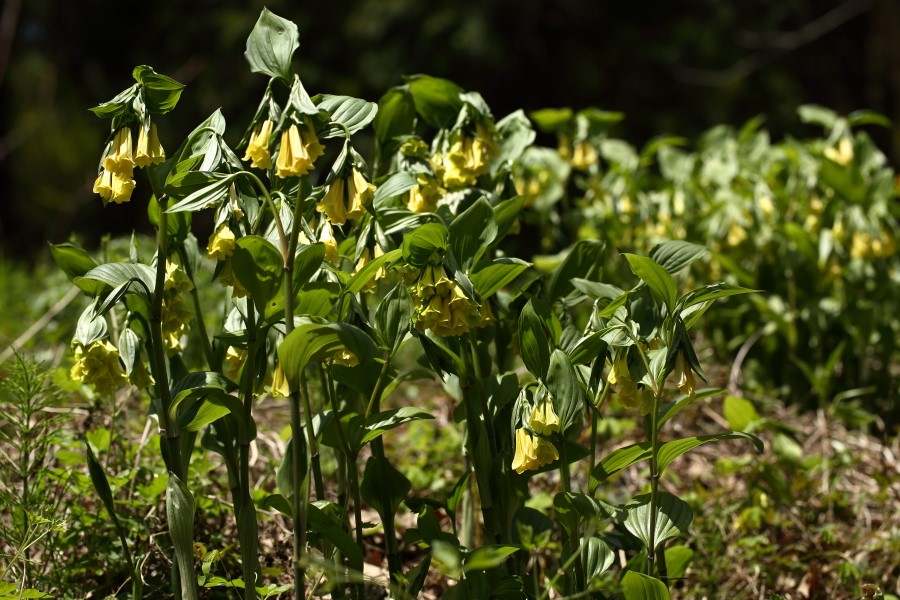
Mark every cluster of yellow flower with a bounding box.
[512,398,560,473]
[70,339,128,397]
[849,228,897,259]
[607,350,650,414]
[433,124,498,189]
[410,264,480,337]
[161,261,194,352]
[92,124,166,203]
[243,118,325,178]
[407,174,445,213]
[317,168,376,224]
[558,136,597,171]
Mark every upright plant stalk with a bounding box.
[238,302,260,600]
[147,200,196,600]
[647,391,662,576]
[176,246,213,368]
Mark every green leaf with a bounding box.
[316,94,378,138]
[360,455,410,518]
[657,387,723,428]
[680,282,757,309]
[374,282,412,352]
[624,254,677,311]
[362,407,434,445]
[75,263,156,296]
[664,545,694,580]
[74,302,107,346]
[590,442,652,489]
[401,222,448,267]
[624,492,693,551]
[265,243,326,320]
[85,442,123,530]
[621,571,671,600]
[529,107,573,133]
[657,431,763,472]
[374,86,416,150]
[649,240,707,275]
[798,104,838,130]
[347,248,401,294]
[469,258,530,298]
[553,492,613,539]
[308,502,364,571]
[244,8,299,80]
[405,75,464,129]
[133,65,185,114]
[373,171,419,206]
[547,240,606,302]
[518,300,551,379]
[723,396,761,431]
[463,545,520,573]
[148,197,192,245]
[546,349,587,432]
[848,109,892,128]
[165,172,239,213]
[584,536,615,583]
[89,83,139,118]
[50,243,102,295]
[494,110,536,167]
[232,235,284,313]
[278,321,377,387]
[167,475,198,600]
[448,197,497,269]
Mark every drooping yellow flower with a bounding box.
[438,123,498,189]
[224,346,247,382]
[102,128,135,174]
[672,352,697,400]
[270,363,290,398]
[243,119,274,169]
[407,174,444,213]
[134,123,166,167]
[218,259,249,298]
[529,398,561,436]
[207,224,236,260]
[93,169,137,204]
[758,195,775,219]
[165,261,194,294]
[824,136,854,166]
[345,168,376,220]
[318,178,348,224]
[275,119,325,178]
[571,140,597,170]
[161,294,193,353]
[726,222,747,247]
[320,220,339,263]
[512,428,559,474]
[70,340,128,396]
[412,266,479,337]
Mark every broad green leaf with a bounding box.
[798,104,838,130]
[74,302,107,346]
[518,300,551,379]
[374,282,412,352]
[362,407,435,445]
[316,94,378,138]
[664,545,694,580]
[148,196,192,245]
[89,83,139,118]
[547,240,606,302]
[308,502,364,571]
[75,263,156,296]
[529,108,573,133]
[448,197,497,269]
[624,492,693,551]
[494,110,536,167]
[584,536,615,583]
[231,235,283,313]
[244,8,299,80]
[85,442,123,529]
[463,545,520,573]
[360,455,410,518]
[167,475,198,600]
[624,254,677,311]
[265,242,326,320]
[277,437,306,498]
[657,387,724,428]
[546,349,587,432]
[50,243,102,294]
[590,442,652,489]
[848,109,892,128]
[621,571,671,600]
[469,257,530,298]
[657,431,763,472]
[374,171,419,207]
[553,492,613,539]
[649,240,707,275]
[493,195,526,240]
[401,222,448,267]
[293,282,339,318]
[374,86,416,150]
[405,75,464,129]
[278,321,377,387]
[133,65,184,114]
[723,396,761,431]
[165,172,239,213]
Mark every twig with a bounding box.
[727,328,765,396]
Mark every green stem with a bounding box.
[176,246,213,368]
[647,390,662,577]
[239,303,260,600]
[300,371,325,500]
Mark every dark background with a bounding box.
[1,0,897,260]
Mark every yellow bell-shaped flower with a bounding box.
[70,340,128,397]
[320,220,339,263]
[275,119,324,178]
[207,224,236,260]
[134,123,166,167]
[529,398,561,436]
[318,178,348,225]
[345,168,376,220]
[673,352,697,400]
[102,128,135,175]
[271,363,290,398]
[243,119,274,169]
